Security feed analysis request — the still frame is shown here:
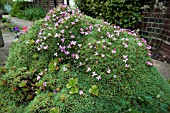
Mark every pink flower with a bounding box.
[86,67,91,72]
[148,52,151,56]
[123,55,128,59]
[65,26,68,29]
[67,44,71,48]
[55,23,59,27]
[147,46,151,50]
[70,41,76,45]
[123,59,128,63]
[63,67,67,71]
[112,48,116,54]
[96,76,101,80]
[71,22,75,25]
[54,33,60,38]
[146,61,153,66]
[80,31,85,34]
[123,43,129,48]
[79,62,82,66]
[80,28,83,31]
[125,64,130,68]
[59,45,66,52]
[37,47,41,51]
[89,25,93,30]
[60,30,65,34]
[37,76,41,81]
[43,36,47,40]
[75,54,79,59]
[95,52,99,56]
[64,51,70,55]
[75,18,79,22]
[107,69,111,74]
[79,90,83,95]
[43,45,48,49]
[61,38,65,42]
[70,35,75,38]
[71,53,75,58]
[113,75,117,78]
[137,42,142,46]
[97,28,101,32]
[43,82,47,87]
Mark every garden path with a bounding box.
[3,15,33,28]
[0,16,169,80]
[0,15,33,66]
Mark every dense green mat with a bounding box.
[0,5,170,113]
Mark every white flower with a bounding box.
[37,76,41,81]
[96,76,101,80]
[101,54,105,57]
[79,90,83,95]
[95,52,99,55]
[86,67,91,72]
[63,67,67,71]
[92,72,97,77]
[54,52,58,57]
[123,55,128,59]
[125,64,130,68]
[43,45,48,49]
[25,41,29,44]
[113,75,117,78]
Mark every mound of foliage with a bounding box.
[75,0,143,29]
[0,5,170,113]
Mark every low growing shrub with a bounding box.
[0,5,170,112]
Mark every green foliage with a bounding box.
[0,4,170,113]
[0,0,13,10]
[10,0,27,17]
[74,0,143,29]
[1,17,11,23]
[17,6,47,21]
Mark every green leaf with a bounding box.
[66,83,72,89]
[35,80,43,87]
[32,53,38,59]
[30,39,35,45]
[89,85,99,96]
[49,62,56,72]
[22,88,29,91]
[19,81,26,87]
[50,107,60,113]
[69,87,78,94]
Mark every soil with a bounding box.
[151,50,170,64]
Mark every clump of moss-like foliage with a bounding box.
[0,5,170,113]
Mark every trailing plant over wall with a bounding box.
[75,0,143,29]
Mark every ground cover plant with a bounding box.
[0,4,170,113]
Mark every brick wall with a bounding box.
[141,0,170,58]
[33,0,64,9]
